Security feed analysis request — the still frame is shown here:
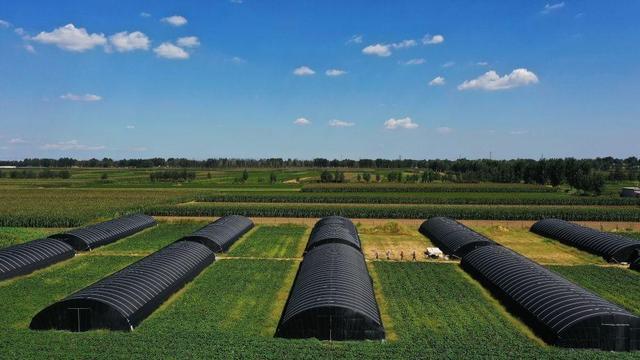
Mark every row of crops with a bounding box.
[197,192,640,206]
[148,202,640,221]
[0,188,205,227]
[301,183,560,193]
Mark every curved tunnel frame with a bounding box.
[461,245,640,351]
[276,217,384,341]
[177,215,254,252]
[530,219,640,263]
[419,216,495,258]
[50,214,157,251]
[0,238,75,281]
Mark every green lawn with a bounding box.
[100,221,207,255]
[0,227,65,248]
[228,225,307,258]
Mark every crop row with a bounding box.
[0,188,204,227]
[148,202,640,221]
[301,183,559,193]
[196,192,639,206]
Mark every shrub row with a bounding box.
[147,203,640,221]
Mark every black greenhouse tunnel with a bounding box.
[530,219,640,263]
[177,215,254,252]
[276,216,384,341]
[419,216,495,258]
[50,214,157,251]
[462,245,640,351]
[0,238,75,281]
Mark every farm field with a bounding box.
[1,220,639,358]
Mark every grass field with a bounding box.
[0,221,639,358]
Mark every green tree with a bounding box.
[242,169,249,182]
[362,172,371,182]
[100,173,109,180]
[269,172,277,184]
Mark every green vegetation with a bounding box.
[0,188,204,227]
[196,191,639,206]
[149,202,640,221]
[228,225,307,258]
[1,223,638,358]
[302,183,559,193]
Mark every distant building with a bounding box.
[620,187,640,198]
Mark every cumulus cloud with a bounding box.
[140,12,151,18]
[0,19,10,28]
[42,140,105,151]
[391,39,417,49]
[326,69,347,77]
[436,127,453,134]
[109,31,150,52]
[126,125,135,129]
[293,117,311,126]
[60,93,102,102]
[177,36,200,48]
[423,34,444,45]
[24,44,36,53]
[230,0,244,3]
[329,119,354,127]
[384,117,419,130]
[477,61,488,66]
[510,130,529,135]
[32,24,107,52]
[541,2,565,14]
[229,56,247,64]
[154,42,189,59]
[429,76,445,86]
[346,34,363,44]
[458,68,539,91]
[293,66,315,76]
[442,61,455,68]
[161,15,188,27]
[9,138,27,144]
[362,43,391,57]
[400,58,425,65]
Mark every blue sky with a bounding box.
[1,1,639,160]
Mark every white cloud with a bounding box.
[436,127,453,134]
[230,56,247,64]
[476,61,488,66]
[32,24,107,52]
[400,58,425,65]
[541,2,565,14]
[130,146,148,152]
[161,15,188,27]
[230,0,244,3]
[347,34,363,44]
[126,125,135,129]
[391,39,417,49]
[154,42,189,59]
[384,117,419,130]
[293,117,311,126]
[442,61,455,68]
[510,130,529,135]
[326,69,347,77]
[60,93,102,102]
[24,44,36,53]
[362,43,391,57]
[177,36,200,48]
[9,138,27,144]
[0,19,10,28]
[329,119,354,127]
[42,140,105,151]
[423,34,444,45]
[429,76,445,86]
[140,12,151,18]
[293,66,315,76]
[109,31,150,52]
[458,68,539,91]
